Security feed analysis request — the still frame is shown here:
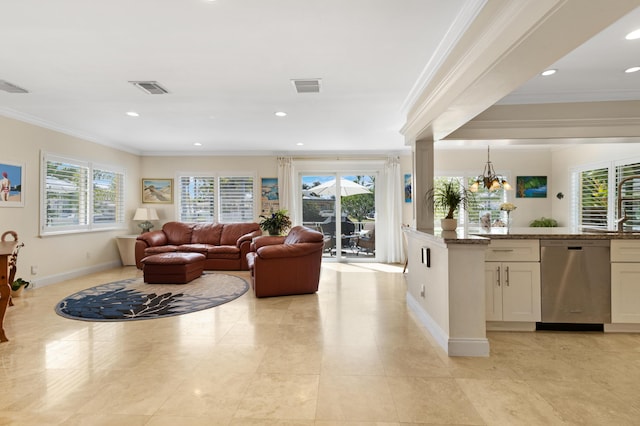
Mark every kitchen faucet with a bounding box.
[616,174,640,232]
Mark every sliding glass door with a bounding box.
[301,173,376,261]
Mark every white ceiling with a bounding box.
[1,1,639,155]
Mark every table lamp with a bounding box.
[133,207,159,233]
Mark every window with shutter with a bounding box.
[93,167,125,226]
[433,174,507,231]
[573,158,640,231]
[178,174,255,223]
[41,153,125,235]
[179,175,216,222]
[219,176,254,223]
[578,167,609,229]
[616,161,640,231]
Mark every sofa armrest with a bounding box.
[137,230,167,247]
[251,235,286,251]
[256,242,320,259]
[237,229,263,247]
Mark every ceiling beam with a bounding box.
[445,100,640,140]
[400,0,640,143]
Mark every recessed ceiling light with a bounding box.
[194,142,203,146]
[275,111,287,117]
[625,66,640,73]
[296,143,304,146]
[541,69,557,76]
[126,111,139,117]
[625,29,640,40]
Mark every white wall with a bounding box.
[433,147,553,227]
[0,113,416,286]
[0,116,141,285]
[140,155,279,224]
[141,155,415,226]
[17,109,633,285]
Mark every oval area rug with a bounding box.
[55,272,249,321]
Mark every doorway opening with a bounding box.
[301,173,376,261]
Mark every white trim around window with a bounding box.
[176,172,257,223]
[40,152,126,236]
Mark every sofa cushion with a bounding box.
[191,223,223,245]
[177,243,214,254]
[220,223,260,245]
[144,245,179,255]
[207,245,240,259]
[163,222,195,245]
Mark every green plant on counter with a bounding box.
[11,277,30,291]
[426,179,475,219]
[529,217,558,227]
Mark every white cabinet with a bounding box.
[485,261,541,322]
[485,239,541,323]
[611,240,640,323]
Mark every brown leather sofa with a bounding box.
[246,226,324,298]
[135,221,261,270]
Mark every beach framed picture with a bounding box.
[516,176,547,198]
[404,173,412,203]
[142,178,173,204]
[0,161,24,207]
[261,177,280,215]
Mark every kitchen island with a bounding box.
[403,227,640,357]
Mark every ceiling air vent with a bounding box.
[129,81,169,95]
[291,79,321,94]
[0,80,29,94]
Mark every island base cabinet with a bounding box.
[486,261,541,322]
[611,263,640,323]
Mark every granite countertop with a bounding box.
[474,227,640,240]
[404,227,640,245]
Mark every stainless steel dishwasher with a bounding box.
[540,239,611,325]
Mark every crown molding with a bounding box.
[401,0,640,143]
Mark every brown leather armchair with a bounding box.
[246,226,324,298]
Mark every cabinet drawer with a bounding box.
[611,240,640,262]
[485,239,540,262]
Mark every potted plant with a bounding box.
[259,209,292,235]
[10,277,30,298]
[427,180,475,231]
[530,217,558,227]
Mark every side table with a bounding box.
[116,235,138,266]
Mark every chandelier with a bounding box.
[469,146,512,192]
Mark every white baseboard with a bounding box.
[30,261,122,288]
[407,292,490,357]
[448,338,490,357]
[604,323,640,333]
[486,321,537,332]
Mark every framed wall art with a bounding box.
[404,173,412,203]
[516,176,547,198]
[0,161,24,207]
[261,177,279,214]
[142,178,173,204]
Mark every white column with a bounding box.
[414,138,434,233]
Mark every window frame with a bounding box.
[572,157,640,231]
[434,171,509,233]
[176,171,256,223]
[40,152,126,236]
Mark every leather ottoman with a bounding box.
[141,252,206,284]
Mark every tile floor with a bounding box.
[1,263,640,425]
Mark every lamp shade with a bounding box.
[133,207,159,221]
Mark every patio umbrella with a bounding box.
[308,178,371,197]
